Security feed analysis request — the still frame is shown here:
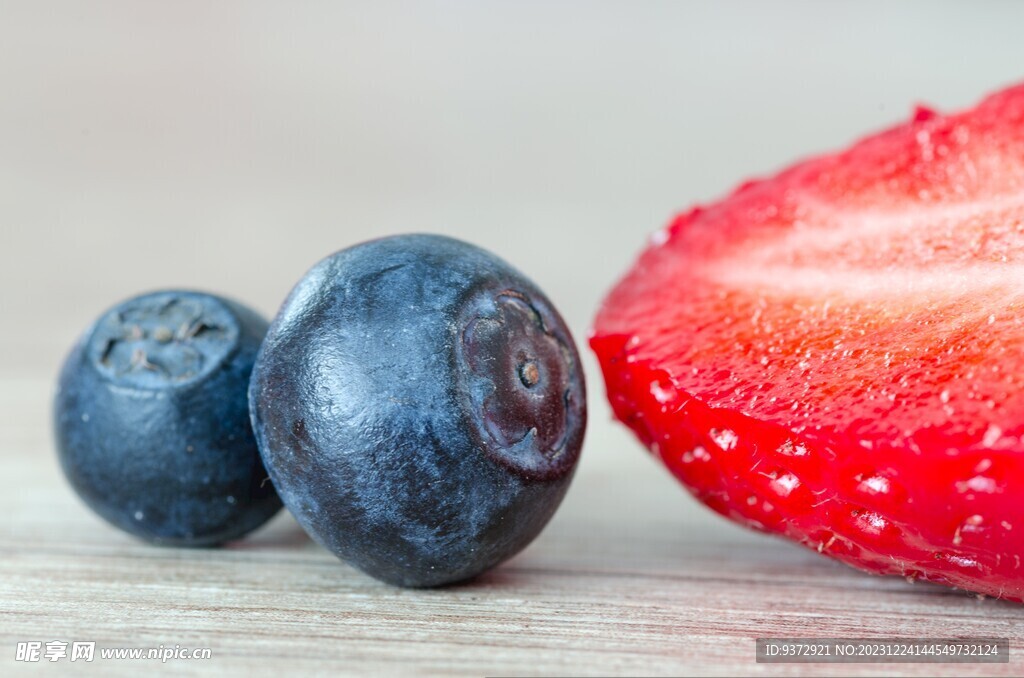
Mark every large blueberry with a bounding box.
[54,290,282,546]
[250,234,586,586]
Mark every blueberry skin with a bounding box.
[54,290,282,546]
[250,234,586,586]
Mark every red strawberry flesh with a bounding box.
[592,84,1024,601]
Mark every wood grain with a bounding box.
[2,379,1023,676]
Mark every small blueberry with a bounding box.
[54,290,282,546]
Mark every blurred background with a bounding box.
[4,0,1024,542]
[4,0,1024,383]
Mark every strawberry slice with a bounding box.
[592,83,1024,601]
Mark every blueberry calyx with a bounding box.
[518,360,541,388]
[458,289,583,480]
[88,294,238,389]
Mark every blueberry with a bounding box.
[54,290,282,546]
[249,234,586,586]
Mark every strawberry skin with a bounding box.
[592,83,1024,601]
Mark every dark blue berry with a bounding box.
[54,290,282,546]
[249,234,586,586]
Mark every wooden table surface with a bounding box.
[3,376,1023,677]
[4,3,1024,676]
